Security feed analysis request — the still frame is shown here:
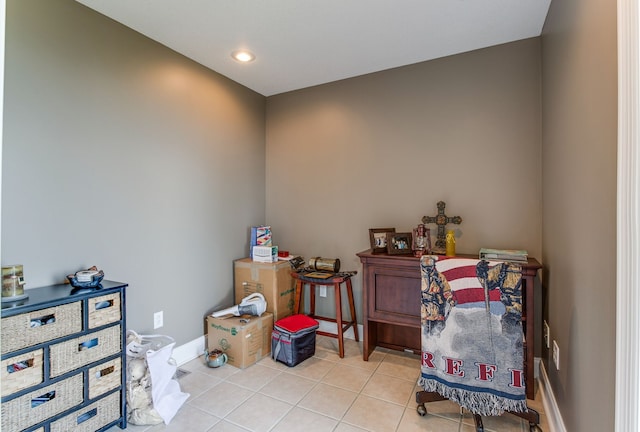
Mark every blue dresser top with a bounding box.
[1,280,127,317]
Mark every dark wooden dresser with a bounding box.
[356,249,541,400]
[1,280,127,431]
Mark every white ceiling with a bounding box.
[76,0,551,96]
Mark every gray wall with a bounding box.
[541,0,617,431]
[266,39,542,325]
[2,0,266,344]
[2,2,619,429]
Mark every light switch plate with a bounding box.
[154,311,163,329]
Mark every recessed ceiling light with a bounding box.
[231,50,255,63]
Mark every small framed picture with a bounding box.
[386,232,413,255]
[369,228,395,254]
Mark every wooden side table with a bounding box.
[292,271,359,358]
[356,249,542,400]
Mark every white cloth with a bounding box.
[125,331,189,425]
[145,342,190,424]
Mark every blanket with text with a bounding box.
[418,255,527,416]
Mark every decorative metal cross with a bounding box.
[422,201,462,250]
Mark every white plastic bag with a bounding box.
[125,330,189,425]
[126,331,175,358]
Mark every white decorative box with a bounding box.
[252,246,279,263]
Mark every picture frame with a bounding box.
[412,225,432,257]
[369,228,396,254]
[386,232,414,255]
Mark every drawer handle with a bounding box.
[78,337,98,351]
[94,300,114,310]
[31,390,55,408]
[96,365,115,378]
[77,407,97,424]
[6,357,34,373]
[30,314,55,327]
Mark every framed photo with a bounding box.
[386,232,413,255]
[369,228,395,254]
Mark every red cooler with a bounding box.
[271,314,319,367]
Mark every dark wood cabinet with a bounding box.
[357,249,541,400]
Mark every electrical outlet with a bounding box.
[154,311,163,329]
[543,320,550,349]
[319,286,327,297]
[552,340,560,370]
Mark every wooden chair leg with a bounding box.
[309,283,316,316]
[346,278,359,341]
[334,283,344,358]
[473,414,484,432]
[415,390,447,405]
[509,407,540,430]
[294,280,303,314]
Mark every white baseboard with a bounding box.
[317,321,363,340]
[176,327,543,383]
[173,335,205,366]
[539,360,567,432]
[173,322,365,366]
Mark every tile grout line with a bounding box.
[263,344,391,432]
[265,360,332,432]
[332,349,387,431]
[130,336,538,432]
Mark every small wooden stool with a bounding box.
[292,271,359,358]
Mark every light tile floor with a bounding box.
[109,336,548,432]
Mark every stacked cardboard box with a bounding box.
[234,258,295,322]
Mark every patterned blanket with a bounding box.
[418,256,528,416]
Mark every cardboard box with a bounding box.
[234,258,295,321]
[206,312,274,369]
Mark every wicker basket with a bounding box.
[0,373,83,432]
[50,391,120,432]
[1,302,82,354]
[1,348,44,397]
[49,325,121,378]
[88,293,121,329]
[88,357,121,400]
